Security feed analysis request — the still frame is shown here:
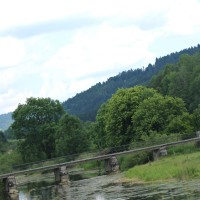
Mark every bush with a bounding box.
[119,152,150,171]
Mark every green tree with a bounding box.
[132,94,193,140]
[0,130,7,152]
[96,86,157,147]
[0,130,7,143]
[150,53,200,112]
[192,104,200,131]
[4,126,15,139]
[12,97,65,162]
[55,113,89,156]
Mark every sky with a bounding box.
[1,0,200,115]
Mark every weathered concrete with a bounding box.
[3,176,18,196]
[153,147,167,161]
[104,156,119,174]
[196,131,200,137]
[54,166,70,184]
[196,131,200,147]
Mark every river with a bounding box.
[4,173,200,200]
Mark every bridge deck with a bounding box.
[0,137,200,179]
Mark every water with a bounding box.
[1,172,200,199]
[12,174,200,200]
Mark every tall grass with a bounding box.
[124,151,200,182]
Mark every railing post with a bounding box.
[153,147,167,161]
[196,131,200,137]
[54,166,70,184]
[104,156,119,174]
[153,149,160,161]
[196,131,200,147]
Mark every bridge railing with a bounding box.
[0,134,195,175]
[107,134,182,154]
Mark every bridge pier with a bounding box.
[54,166,70,184]
[196,131,200,147]
[104,156,119,174]
[3,176,18,198]
[153,147,167,161]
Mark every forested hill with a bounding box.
[0,113,13,131]
[150,52,200,113]
[62,44,200,121]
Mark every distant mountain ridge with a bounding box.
[62,44,200,121]
[0,112,13,131]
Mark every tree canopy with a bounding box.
[96,86,192,148]
[150,53,200,112]
[96,86,157,147]
[55,113,89,156]
[0,130,7,146]
[12,97,65,161]
[132,94,193,140]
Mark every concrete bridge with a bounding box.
[1,136,200,198]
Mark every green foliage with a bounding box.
[119,152,150,171]
[55,113,89,156]
[96,85,191,148]
[132,94,193,140]
[63,45,200,121]
[3,126,16,139]
[82,121,99,150]
[124,151,200,181]
[12,97,65,162]
[0,150,23,174]
[168,143,200,156]
[0,130,7,143]
[0,130,7,153]
[150,52,200,112]
[96,86,157,147]
[192,104,200,131]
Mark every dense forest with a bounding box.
[62,44,200,121]
[150,53,200,112]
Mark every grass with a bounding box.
[124,151,200,182]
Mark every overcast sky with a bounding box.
[1,0,200,114]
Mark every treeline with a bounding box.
[63,44,200,121]
[150,53,200,112]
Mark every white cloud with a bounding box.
[1,0,200,114]
[39,23,156,100]
[0,89,32,114]
[0,37,26,67]
[164,0,200,35]
[42,24,156,77]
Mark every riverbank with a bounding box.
[124,151,200,182]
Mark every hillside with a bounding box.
[62,44,200,121]
[150,52,200,112]
[1,44,200,129]
[0,113,13,131]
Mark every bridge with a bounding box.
[1,136,200,197]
